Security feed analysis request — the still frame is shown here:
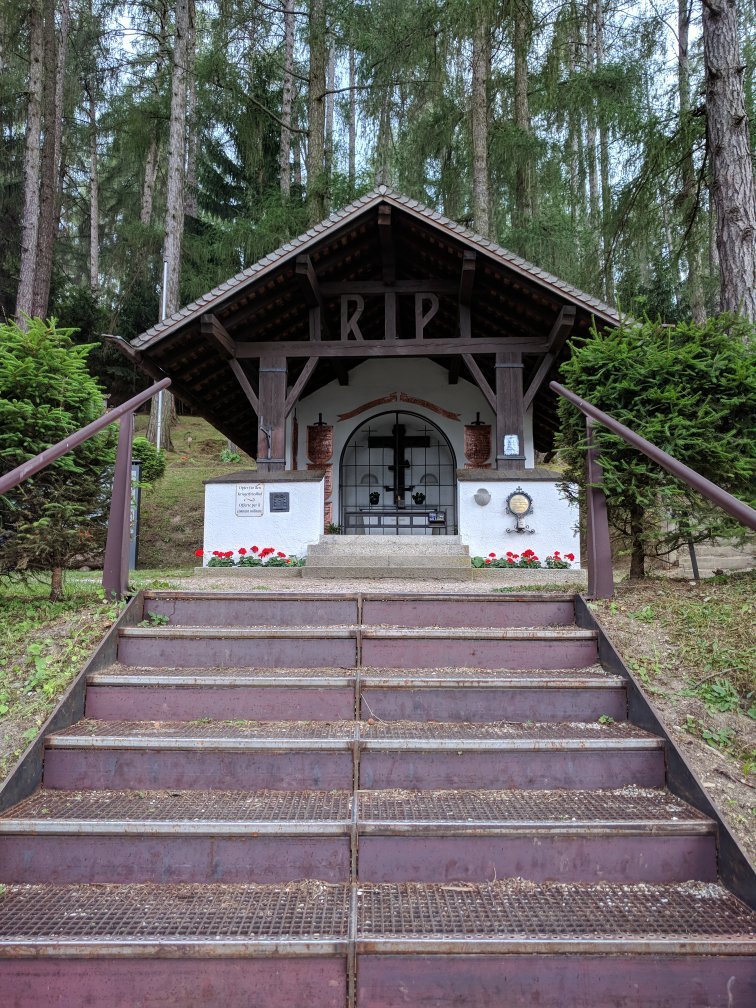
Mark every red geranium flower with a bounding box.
[565,552,575,561]
[488,552,496,558]
[485,558,491,564]
[553,550,560,556]
[277,551,286,558]
[212,550,221,556]
[522,548,535,557]
[224,551,234,558]
[195,549,203,557]
[238,548,247,555]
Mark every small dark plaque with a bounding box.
[427,510,446,525]
[270,492,290,513]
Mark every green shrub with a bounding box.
[132,436,166,483]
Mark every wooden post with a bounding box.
[495,351,525,470]
[103,412,134,599]
[585,417,614,599]
[257,355,287,471]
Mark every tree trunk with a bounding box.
[512,0,533,247]
[184,0,198,218]
[16,0,44,321]
[348,47,356,190]
[375,87,392,186]
[324,42,335,178]
[702,0,756,320]
[87,79,99,292]
[629,504,646,578]
[148,0,194,450]
[307,0,327,224]
[678,0,706,323]
[595,0,615,303]
[471,9,491,238]
[50,565,63,602]
[279,0,295,198]
[141,139,159,227]
[586,0,601,275]
[32,0,67,319]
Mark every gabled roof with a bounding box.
[117,187,621,456]
[131,186,619,351]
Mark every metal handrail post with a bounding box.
[585,417,614,599]
[102,412,135,599]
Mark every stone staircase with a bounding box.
[304,534,472,579]
[0,590,754,1007]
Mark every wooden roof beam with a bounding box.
[523,305,577,411]
[459,251,476,306]
[284,358,318,417]
[235,337,548,359]
[378,204,395,283]
[295,254,323,308]
[201,313,236,359]
[228,359,259,415]
[462,353,496,411]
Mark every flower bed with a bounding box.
[196,546,305,568]
[471,548,576,569]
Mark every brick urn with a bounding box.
[464,417,492,468]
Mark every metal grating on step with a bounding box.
[2,789,352,823]
[357,788,710,824]
[361,665,614,682]
[94,665,355,681]
[361,721,653,741]
[0,883,350,940]
[51,719,357,741]
[356,881,756,940]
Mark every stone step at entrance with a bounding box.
[305,534,473,579]
[1,588,754,1007]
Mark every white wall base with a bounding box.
[458,472,581,567]
[202,473,325,563]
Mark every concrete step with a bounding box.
[0,787,715,886]
[0,881,753,1008]
[85,664,625,723]
[306,554,473,568]
[302,564,474,580]
[143,591,359,626]
[312,534,465,550]
[41,719,664,792]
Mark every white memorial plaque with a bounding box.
[235,483,264,517]
[503,435,520,456]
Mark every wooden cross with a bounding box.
[368,424,431,505]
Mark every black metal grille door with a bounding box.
[339,411,457,535]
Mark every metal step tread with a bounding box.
[118,625,596,640]
[0,787,712,837]
[89,663,620,688]
[0,881,753,955]
[46,718,660,751]
[142,591,576,602]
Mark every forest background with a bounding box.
[1,0,754,412]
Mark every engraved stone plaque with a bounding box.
[235,483,264,517]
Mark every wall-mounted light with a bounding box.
[506,487,535,534]
[473,488,491,506]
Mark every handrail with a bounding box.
[0,378,171,495]
[550,380,756,598]
[0,378,171,598]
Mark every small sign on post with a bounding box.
[235,483,264,517]
[503,435,520,457]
